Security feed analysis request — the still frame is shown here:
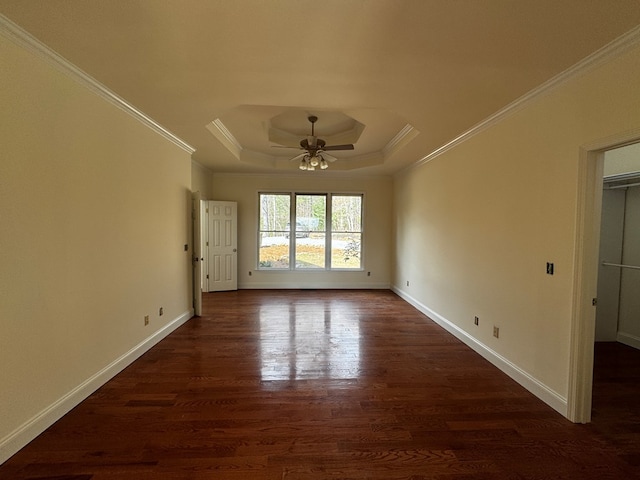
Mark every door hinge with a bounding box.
[592,298,598,306]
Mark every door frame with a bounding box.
[569,129,640,422]
[192,191,203,316]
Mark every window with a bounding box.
[295,194,326,268]
[331,195,362,269]
[258,193,290,269]
[258,192,363,270]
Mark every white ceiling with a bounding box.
[2,1,640,175]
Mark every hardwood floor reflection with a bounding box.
[590,341,640,471]
[258,296,361,381]
[1,290,638,479]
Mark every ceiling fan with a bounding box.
[276,115,354,170]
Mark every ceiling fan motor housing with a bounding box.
[291,115,355,170]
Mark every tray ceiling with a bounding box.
[2,1,640,175]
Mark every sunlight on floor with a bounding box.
[259,300,361,381]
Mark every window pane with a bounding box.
[259,193,291,270]
[259,232,289,269]
[331,233,361,269]
[260,194,290,231]
[296,233,326,269]
[296,194,326,232]
[331,195,362,269]
[332,195,362,232]
[295,194,326,269]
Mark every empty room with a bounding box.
[2,2,640,478]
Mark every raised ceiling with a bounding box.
[2,1,640,175]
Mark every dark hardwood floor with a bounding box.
[590,341,640,472]
[1,290,639,479]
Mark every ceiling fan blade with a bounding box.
[288,152,308,162]
[323,144,354,151]
[319,152,338,163]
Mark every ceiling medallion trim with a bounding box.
[405,24,640,175]
[0,14,195,154]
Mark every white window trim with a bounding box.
[257,191,364,271]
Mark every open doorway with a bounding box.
[590,143,640,442]
[568,131,640,424]
[596,143,640,347]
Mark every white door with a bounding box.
[192,191,203,316]
[207,201,238,291]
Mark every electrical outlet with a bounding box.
[474,316,479,326]
[406,280,410,287]
[367,271,371,277]
[249,271,252,276]
[144,315,149,326]
[493,326,499,338]
[159,307,163,316]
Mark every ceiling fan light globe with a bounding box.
[320,159,328,169]
[310,155,319,167]
[299,159,307,170]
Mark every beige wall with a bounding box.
[210,174,392,289]
[0,35,192,459]
[393,43,640,412]
[191,160,215,199]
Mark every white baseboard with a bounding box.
[0,309,194,465]
[238,282,391,289]
[617,331,640,350]
[392,286,568,417]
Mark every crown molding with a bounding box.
[402,24,640,175]
[383,124,419,158]
[0,14,195,154]
[209,171,391,180]
[206,119,243,159]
